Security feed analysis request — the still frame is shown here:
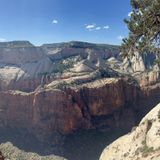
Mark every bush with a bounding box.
[158,110,160,120]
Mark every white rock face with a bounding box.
[87,50,98,63]
[72,62,94,73]
[100,103,160,160]
[0,47,45,64]
[131,51,146,72]
[107,57,118,63]
[0,46,54,90]
[121,51,146,72]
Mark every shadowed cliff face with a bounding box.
[0,41,159,160]
[0,78,160,143]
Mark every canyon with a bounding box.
[0,41,159,160]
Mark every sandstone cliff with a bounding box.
[0,77,159,142]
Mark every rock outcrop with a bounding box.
[121,50,159,73]
[0,142,67,160]
[100,103,160,160]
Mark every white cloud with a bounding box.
[95,27,101,30]
[104,25,109,29]
[86,24,96,30]
[117,35,124,40]
[52,19,58,24]
[128,11,133,17]
[85,24,109,31]
[0,38,6,42]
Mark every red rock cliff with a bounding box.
[0,78,159,141]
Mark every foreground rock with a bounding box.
[100,103,160,160]
[0,142,67,160]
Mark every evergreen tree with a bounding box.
[121,0,160,57]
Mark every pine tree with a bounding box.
[121,0,160,57]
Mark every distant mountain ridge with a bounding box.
[0,41,34,48]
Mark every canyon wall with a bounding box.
[0,78,159,142]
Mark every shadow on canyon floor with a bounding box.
[0,127,127,160]
[63,128,127,160]
[0,128,44,152]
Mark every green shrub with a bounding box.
[158,110,160,120]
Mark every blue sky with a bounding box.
[0,0,131,45]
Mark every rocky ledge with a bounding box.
[0,142,67,160]
[100,103,160,160]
